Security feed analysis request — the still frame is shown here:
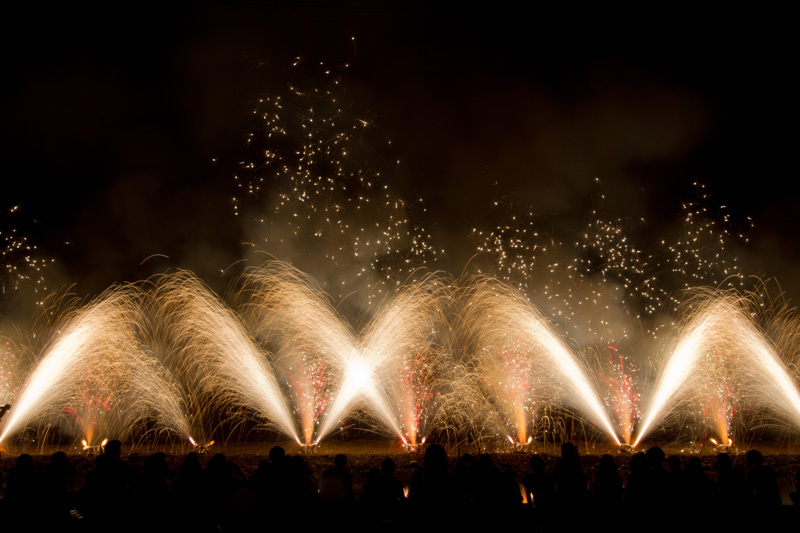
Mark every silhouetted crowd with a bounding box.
[2,440,799,532]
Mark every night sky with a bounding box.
[2,5,797,315]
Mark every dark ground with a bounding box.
[3,439,799,504]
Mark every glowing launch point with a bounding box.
[189,437,215,454]
[400,436,425,452]
[708,437,733,454]
[81,438,108,455]
[298,442,319,454]
[508,435,534,452]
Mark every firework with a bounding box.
[463,277,621,446]
[148,270,301,444]
[358,274,451,449]
[235,261,350,445]
[0,271,799,451]
[634,291,800,446]
[0,286,149,445]
[594,345,641,445]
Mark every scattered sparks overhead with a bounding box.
[1,205,52,298]
[231,58,438,303]
[0,335,25,406]
[473,182,754,345]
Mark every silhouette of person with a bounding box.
[172,452,208,531]
[200,453,244,530]
[2,453,41,529]
[683,456,713,527]
[134,452,173,530]
[553,442,586,522]
[623,451,648,522]
[321,453,354,516]
[80,439,135,532]
[591,454,622,525]
[362,457,405,524]
[745,449,780,508]
[790,469,800,506]
[409,443,463,528]
[41,451,75,527]
[523,454,554,514]
[549,442,586,532]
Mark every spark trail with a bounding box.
[464,277,621,445]
[0,286,147,444]
[150,271,301,444]
[635,293,800,445]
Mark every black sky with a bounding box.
[2,5,798,306]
